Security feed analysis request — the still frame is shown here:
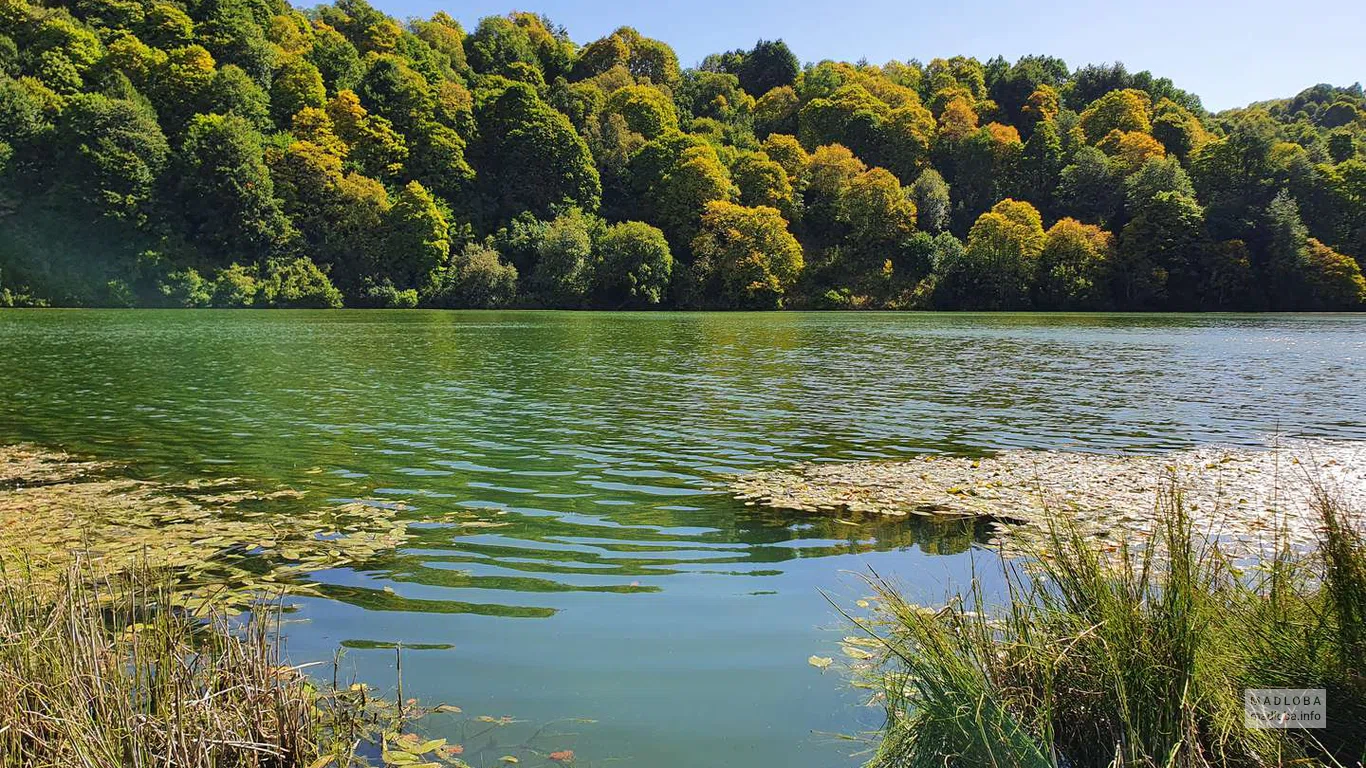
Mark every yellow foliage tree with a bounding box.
[1079,88,1152,144]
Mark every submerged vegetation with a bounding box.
[1,0,1364,309]
[0,444,593,767]
[841,476,1366,767]
[0,444,420,609]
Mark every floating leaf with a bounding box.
[808,655,833,669]
[411,739,446,755]
[498,756,519,764]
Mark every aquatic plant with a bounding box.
[845,481,1366,767]
[0,444,436,610]
[0,445,596,767]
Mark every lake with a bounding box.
[2,310,1364,767]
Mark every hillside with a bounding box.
[0,0,1363,309]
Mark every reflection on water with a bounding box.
[2,310,1364,767]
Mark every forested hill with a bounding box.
[1,0,1363,310]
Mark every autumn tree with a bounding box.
[937,198,1044,309]
[688,201,803,308]
[1034,217,1113,309]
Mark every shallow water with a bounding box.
[2,310,1364,766]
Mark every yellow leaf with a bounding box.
[499,757,519,764]
[808,655,833,669]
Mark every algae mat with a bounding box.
[732,441,1366,555]
[0,444,459,609]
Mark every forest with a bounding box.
[1,0,1364,310]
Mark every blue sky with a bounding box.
[367,0,1364,111]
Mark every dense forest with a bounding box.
[1,0,1363,310]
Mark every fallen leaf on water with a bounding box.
[808,655,833,669]
[548,750,575,762]
[410,738,445,755]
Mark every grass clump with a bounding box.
[0,561,470,768]
[852,481,1366,768]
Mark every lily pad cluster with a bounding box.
[734,440,1366,558]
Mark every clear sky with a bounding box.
[366,0,1364,111]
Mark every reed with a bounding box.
[0,559,384,768]
[853,480,1366,768]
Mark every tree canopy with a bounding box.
[1,0,1362,310]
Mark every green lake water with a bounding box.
[2,310,1365,766]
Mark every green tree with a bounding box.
[259,257,344,308]
[909,168,951,233]
[270,57,326,126]
[734,39,798,98]
[1078,88,1151,143]
[270,139,389,293]
[466,15,537,77]
[474,81,601,222]
[606,84,677,139]
[938,198,1045,309]
[1055,146,1123,225]
[591,220,672,307]
[841,167,916,271]
[688,200,802,309]
[1261,189,1312,309]
[359,54,433,131]
[732,151,796,220]
[307,24,364,92]
[759,133,808,179]
[1189,115,1277,243]
[1302,237,1366,309]
[54,93,168,222]
[421,241,518,307]
[1125,155,1194,216]
[630,134,734,250]
[533,207,594,306]
[383,180,449,289]
[1019,117,1063,212]
[204,64,273,131]
[800,143,864,245]
[1116,190,1208,309]
[175,113,293,263]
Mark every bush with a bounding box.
[259,257,343,308]
[358,277,420,308]
[158,268,211,307]
[421,242,519,308]
[591,220,672,308]
[208,263,260,307]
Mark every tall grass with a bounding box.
[0,560,382,768]
[854,482,1366,768]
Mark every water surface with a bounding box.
[2,310,1364,766]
